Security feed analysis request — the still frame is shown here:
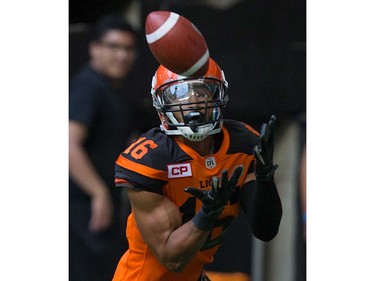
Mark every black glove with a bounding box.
[184,165,243,230]
[253,115,279,182]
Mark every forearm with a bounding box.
[160,220,211,272]
[250,178,282,241]
[69,144,108,197]
[130,190,212,272]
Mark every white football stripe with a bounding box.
[179,49,210,76]
[146,12,179,44]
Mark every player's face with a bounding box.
[161,81,220,124]
[90,30,137,80]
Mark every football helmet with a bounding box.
[151,58,229,141]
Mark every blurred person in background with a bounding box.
[69,14,139,281]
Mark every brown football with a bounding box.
[145,11,210,77]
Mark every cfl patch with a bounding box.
[167,163,192,178]
[205,157,216,169]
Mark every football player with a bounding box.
[112,58,282,281]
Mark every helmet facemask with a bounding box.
[152,78,228,141]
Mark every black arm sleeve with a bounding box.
[240,177,282,242]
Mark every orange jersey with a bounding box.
[113,119,259,281]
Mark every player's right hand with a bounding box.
[184,165,243,216]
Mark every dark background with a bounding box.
[69,0,306,130]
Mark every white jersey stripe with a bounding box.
[146,12,179,44]
[179,49,210,76]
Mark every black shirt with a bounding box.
[69,64,135,204]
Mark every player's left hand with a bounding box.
[253,115,279,181]
[184,166,243,216]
